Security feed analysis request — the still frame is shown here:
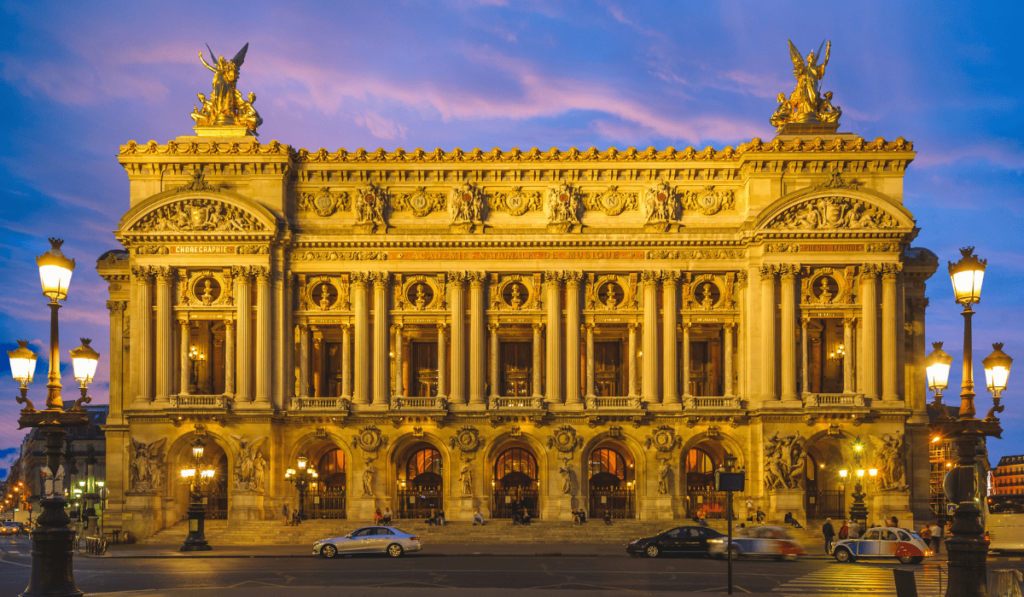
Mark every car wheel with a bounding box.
[834,548,853,563]
[897,555,924,565]
[645,544,660,558]
[387,543,404,558]
[321,544,337,559]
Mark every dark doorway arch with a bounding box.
[314,448,347,519]
[588,446,635,519]
[492,447,539,519]
[398,445,443,519]
[684,441,729,520]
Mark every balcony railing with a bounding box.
[289,397,351,411]
[803,393,865,407]
[169,394,229,409]
[394,396,446,410]
[685,396,742,410]
[586,396,641,409]
[489,396,544,409]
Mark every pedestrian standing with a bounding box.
[822,518,835,554]
[282,503,290,526]
[838,520,849,541]
[848,520,860,539]
[920,523,932,547]
[930,522,943,555]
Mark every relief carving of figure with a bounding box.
[657,459,671,495]
[764,433,804,490]
[642,182,678,223]
[362,456,377,497]
[559,457,574,495]
[459,457,474,496]
[231,435,268,492]
[129,437,166,493]
[546,182,580,225]
[869,434,908,491]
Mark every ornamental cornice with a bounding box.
[120,137,914,162]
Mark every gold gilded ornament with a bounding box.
[191,43,263,136]
[770,40,842,132]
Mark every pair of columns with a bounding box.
[760,262,902,403]
[133,265,272,408]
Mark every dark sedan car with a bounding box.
[627,525,725,558]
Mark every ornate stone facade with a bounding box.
[99,118,938,540]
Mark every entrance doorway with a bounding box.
[684,442,729,519]
[492,447,539,518]
[314,448,346,519]
[804,437,845,520]
[501,343,532,396]
[398,446,443,519]
[588,447,635,519]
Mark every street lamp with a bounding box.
[285,456,317,520]
[8,238,92,597]
[932,246,1009,597]
[926,342,955,420]
[982,343,1013,422]
[180,437,215,552]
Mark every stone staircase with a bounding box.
[141,517,826,548]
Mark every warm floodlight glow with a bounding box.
[36,238,76,302]
[948,247,986,306]
[70,338,100,384]
[8,340,37,385]
[925,342,954,394]
[983,343,1013,395]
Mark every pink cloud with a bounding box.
[355,111,408,140]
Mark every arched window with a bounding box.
[317,449,346,488]
[495,448,538,481]
[686,448,715,475]
[406,447,443,485]
[589,448,631,481]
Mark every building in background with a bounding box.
[95,46,940,541]
[992,455,1024,496]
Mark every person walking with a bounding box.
[930,521,943,555]
[282,503,291,526]
[920,523,932,548]
[822,518,836,554]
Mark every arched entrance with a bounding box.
[588,445,635,519]
[313,448,347,519]
[171,438,228,522]
[492,447,539,518]
[684,440,729,520]
[804,436,845,520]
[397,445,443,519]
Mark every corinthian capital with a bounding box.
[544,271,563,284]
[860,263,880,279]
[759,265,776,281]
[662,270,681,285]
[779,264,800,279]
[106,300,127,313]
[882,263,903,278]
[231,265,252,281]
[350,272,370,286]
[467,271,487,286]
[641,270,661,285]
[447,271,469,286]
[369,272,390,287]
[253,266,272,283]
[563,271,583,285]
[131,265,155,282]
[153,266,175,284]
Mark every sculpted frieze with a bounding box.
[768,196,898,230]
[353,184,387,230]
[683,185,735,216]
[131,198,265,233]
[545,182,581,227]
[490,186,542,216]
[449,183,485,225]
[646,249,743,260]
[298,187,350,217]
[290,250,387,262]
[391,187,447,217]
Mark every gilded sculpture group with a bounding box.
[770,40,842,130]
[191,43,263,135]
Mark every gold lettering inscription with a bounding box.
[387,250,644,261]
[170,246,236,254]
[798,244,864,252]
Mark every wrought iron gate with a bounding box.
[397,486,442,519]
[807,489,845,520]
[589,488,635,519]
[313,487,347,519]
[686,489,730,519]
[492,487,538,518]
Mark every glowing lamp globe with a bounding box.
[925,342,954,394]
[36,238,76,302]
[8,340,38,385]
[948,246,986,306]
[70,338,100,385]
[297,456,308,470]
[982,343,1013,395]
[191,438,205,461]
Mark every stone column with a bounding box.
[908,298,929,412]
[105,301,126,418]
[489,323,500,401]
[436,323,448,399]
[154,267,174,406]
[724,323,735,397]
[881,263,901,402]
[372,272,390,407]
[662,271,680,405]
[448,272,467,405]
[860,265,879,402]
[759,265,777,402]
[642,271,660,404]
[545,272,562,403]
[133,267,155,407]
[800,318,809,399]
[393,324,404,399]
[564,272,582,407]
[341,324,352,399]
[843,317,855,394]
[585,323,596,399]
[255,267,272,406]
[737,271,749,399]
[352,273,370,406]
[779,265,798,403]
[179,319,191,397]
[532,323,543,399]
[627,323,639,397]
[469,272,487,406]
[224,320,235,396]
[295,324,309,399]
[681,323,692,399]
[233,267,253,403]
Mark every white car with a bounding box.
[832,527,933,564]
[313,526,422,558]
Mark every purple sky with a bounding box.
[1,1,1023,477]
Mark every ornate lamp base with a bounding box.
[180,504,212,552]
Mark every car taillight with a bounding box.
[410,536,419,542]
[984,531,990,542]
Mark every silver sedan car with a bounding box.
[313,526,422,558]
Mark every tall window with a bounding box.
[502,343,531,396]
[495,448,538,481]
[589,448,631,481]
[685,447,715,488]
[412,342,438,397]
[595,343,622,396]
[317,449,346,488]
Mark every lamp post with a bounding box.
[285,456,318,520]
[187,346,205,394]
[7,238,95,597]
[927,246,1011,597]
[180,438,215,552]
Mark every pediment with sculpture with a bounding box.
[760,192,911,232]
[121,179,277,236]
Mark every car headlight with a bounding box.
[708,539,724,544]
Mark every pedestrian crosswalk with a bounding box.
[774,563,948,596]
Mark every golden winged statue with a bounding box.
[191,42,263,135]
[770,40,842,131]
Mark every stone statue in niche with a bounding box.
[415,284,427,309]
[700,284,715,310]
[510,283,522,309]
[818,278,833,304]
[201,280,215,305]
[319,286,332,310]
